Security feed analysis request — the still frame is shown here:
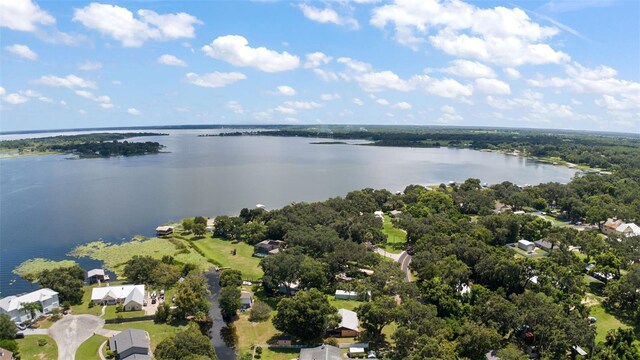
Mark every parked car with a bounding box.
[151,298,157,304]
[15,332,24,339]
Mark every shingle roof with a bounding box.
[299,345,342,360]
[124,287,144,306]
[109,329,149,355]
[91,285,144,302]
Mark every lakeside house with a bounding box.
[389,210,403,218]
[87,268,109,284]
[91,285,145,311]
[109,329,150,360]
[0,288,59,323]
[299,344,342,360]
[602,218,640,238]
[534,239,554,252]
[331,308,360,337]
[155,226,173,236]
[517,239,535,252]
[254,239,284,257]
[374,211,384,220]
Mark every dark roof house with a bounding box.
[254,239,284,256]
[534,239,554,252]
[109,329,150,360]
[299,344,342,360]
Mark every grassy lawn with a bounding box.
[75,335,107,360]
[381,215,406,254]
[15,335,58,360]
[257,347,301,360]
[590,304,632,344]
[103,306,146,320]
[328,296,364,311]
[71,285,103,316]
[234,311,280,355]
[103,320,187,351]
[191,237,263,280]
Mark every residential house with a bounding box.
[615,223,640,238]
[517,239,535,252]
[91,285,145,311]
[331,308,359,337]
[0,347,14,360]
[374,211,384,220]
[155,226,173,236]
[87,269,109,284]
[534,239,554,252]
[109,329,150,360]
[485,350,500,360]
[0,288,59,323]
[275,335,292,347]
[389,210,402,218]
[335,290,358,300]
[603,218,624,235]
[299,344,342,360]
[254,239,284,257]
[240,291,253,310]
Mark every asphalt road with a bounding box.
[49,314,104,360]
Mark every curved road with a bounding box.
[375,248,412,282]
[48,314,105,360]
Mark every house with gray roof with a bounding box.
[299,344,342,360]
[109,329,150,360]
[330,308,359,337]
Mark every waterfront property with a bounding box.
[602,218,640,238]
[534,239,554,252]
[109,329,151,360]
[87,268,109,284]
[253,239,284,257]
[91,285,145,311]
[299,344,342,360]
[155,226,173,236]
[0,288,59,323]
[331,308,360,337]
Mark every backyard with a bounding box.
[381,215,406,254]
[191,237,263,280]
[15,335,58,360]
[75,334,107,360]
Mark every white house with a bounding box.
[335,290,358,300]
[91,285,145,311]
[615,223,640,238]
[518,239,535,252]
[0,288,59,323]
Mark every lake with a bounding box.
[0,130,577,295]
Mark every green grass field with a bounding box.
[328,296,364,311]
[70,284,104,316]
[381,215,406,254]
[15,335,58,360]
[103,306,146,320]
[103,320,187,351]
[191,237,263,280]
[75,335,107,360]
[589,304,633,344]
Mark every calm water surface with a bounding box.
[0,130,577,295]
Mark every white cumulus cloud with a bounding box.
[202,35,299,72]
[304,52,333,68]
[442,60,495,78]
[73,3,201,47]
[78,61,103,71]
[393,101,412,109]
[184,72,246,88]
[353,98,364,106]
[227,101,245,114]
[3,93,29,105]
[299,4,359,29]
[158,54,187,67]
[276,85,296,96]
[35,74,96,89]
[474,78,511,94]
[127,108,141,115]
[321,93,340,101]
[5,44,38,60]
[0,0,55,32]
[283,101,322,109]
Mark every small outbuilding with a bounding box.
[240,291,253,310]
[335,290,358,300]
[275,335,292,347]
[518,239,535,252]
[534,239,554,252]
[87,269,109,284]
[155,226,173,236]
[389,210,403,218]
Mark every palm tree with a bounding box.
[20,302,43,324]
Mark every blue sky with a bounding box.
[0,0,638,132]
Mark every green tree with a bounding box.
[260,251,303,294]
[173,274,210,320]
[456,321,502,359]
[182,218,194,233]
[123,256,160,284]
[249,301,272,322]
[0,314,17,340]
[192,222,207,237]
[219,270,243,288]
[272,289,337,343]
[219,286,241,321]
[151,263,182,288]
[299,257,327,291]
[496,344,528,360]
[20,301,43,324]
[355,296,397,339]
[155,326,217,359]
[592,328,640,360]
[38,265,85,305]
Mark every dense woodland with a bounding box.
[0,132,165,157]
[220,127,640,171]
[213,169,640,358]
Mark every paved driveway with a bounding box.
[49,314,104,360]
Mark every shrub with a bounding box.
[37,338,48,346]
[115,305,123,313]
[255,346,263,354]
[105,350,115,359]
[88,301,95,309]
[248,301,272,322]
[325,338,338,347]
